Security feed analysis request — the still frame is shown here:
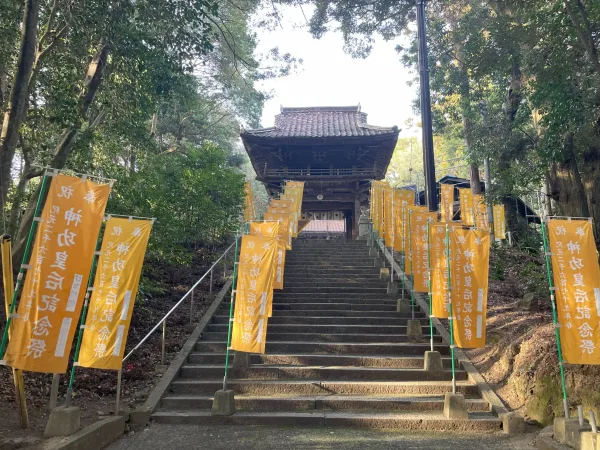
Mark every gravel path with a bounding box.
[108,424,537,450]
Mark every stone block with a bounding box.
[518,292,537,311]
[211,389,236,416]
[369,247,379,257]
[386,281,398,295]
[44,406,81,438]
[555,417,591,449]
[443,392,469,420]
[581,432,600,450]
[373,257,384,268]
[380,267,390,281]
[129,408,152,428]
[406,319,423,337]
[233,351,250,377]
[397,298,412,313]
[424,351,444,372]
[501,412,525,434]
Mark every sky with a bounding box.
[254,6,420,136]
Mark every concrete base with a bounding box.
[380,267,390,281]
[424,351,444,372]
[397,298,412,313]
[406,319,423,337]
[581,431,600,450]
[501,412,525,434]
[373,257,384,268]
[233,351,250,370]
[386,281,398,295]
[369,247,379,257]
[367,239,374,247]
[129,407,152,430]
[443,393,469,420]
[555,417,591,449]
[211,389,236,416]
[44,406,81,438]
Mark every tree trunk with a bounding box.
[0,0,40,211]
[547,132,589,219]
[12,41,109,265]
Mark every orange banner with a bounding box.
[548,219,600,364]
[404,206,428,274]
[410,211,437,292]
[493,204,506,239]
[450,227,490,348]
[78,218,153,370]
[474,194,490,231]
[249,222,280,316]
[263,212,292,250]
[4,174,111,373]
[244,182,255,221]
[393,190,415,252]
[440,184,454,222]
[430,224,450,318]
[383,186,394,247]
[231,235,277,354]
[458,188,474,226]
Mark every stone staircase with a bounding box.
[152,239,502,431]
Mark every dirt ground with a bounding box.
[0,246,228,442]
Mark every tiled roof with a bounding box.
[242,106,398,139]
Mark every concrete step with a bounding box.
[272,303,397,311]
[193,341,449,355]
[281,286,388,294]
[211,315,428,325]
[180,365,464,381]
[187,353,454,369]
[169,379,479,396]
[285,264,381,270]
[273,292,395,299]
[271,297,397,305]
[284,275,382,281]
[284,268,381,275]
[201,332,443,344]
[207,323,433,335]
[160,394,490,412]
[151,410,501,431]
[282,281,388,288]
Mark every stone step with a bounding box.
[211,316,428,325]
[169,379,479,396]
[271,297,397,305]
[187,353,454,369]
[202,332,443,344]
[284,275,382,281]
[282,281,388,288]
[273,292,394,299]
[160,394,490,412]
[281,286,388,294]
[284,268,381,275]
[206,323,433,335]
[180,365,464,381]
[193,341,449,355]
[285,265,381,270]
[272,303,396,311]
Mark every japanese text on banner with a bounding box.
[383,187,394,247]
[459,188,474,226]
[231,235,277,354]
[440,184,454,222]
[404,206,428,275]
[493,204,506,239]
[263,212,292,250]
[450,228,490,348]
[249,222,282,310]
[474,194,490,231]
[430,223,455,318]
[4,174,111,373]
[393,190,415,252]
[548,220,600,364]
[410,211,437,292]
[78,218,153,370]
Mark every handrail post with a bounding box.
[209,268,213,298]
[161,321,166,366]
[189,289,194,325]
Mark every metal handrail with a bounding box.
[122,238,239,363]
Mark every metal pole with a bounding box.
[209,268,214,298]
[161,320,166,366]
[416,0,438,212]
[408,211,415,320]
[115,369,122,413]
[223,233,241,391]
[541,220,570,418]
[484,157,495,241]
[427,221,434,352]
[446,224,457,394]
[189,289,194,325]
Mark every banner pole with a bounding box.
[446,224,457,394]
[426,221,434,352]
[65,233,103,407]
[401,205,406,301]
[222,232,241,391]
[1,235,29,428]
[115,369,122,413]
[408,211,415,320]
[541,220,570,418]
[0,173,50,359]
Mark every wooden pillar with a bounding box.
[353,195,361,240]
[345,211,353,240]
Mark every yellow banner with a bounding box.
[458,188,474,226]
[78,218,153,370]
[383,186,394,247]
[450,227,490,348]
[404,206,428,274]
[231,235,277,354]
[4,174,111,373]
[493,204,506,239]
[249,222,280,315]
[440,184,454,222]
[244,183,255,221]
[548,219,600,364]
[263,212,292,250]
[392,190,415,252]
[430,224,450,318]
[410,211,437,292]
[474,194,490,231]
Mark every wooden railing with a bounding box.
[264,167,376,177]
